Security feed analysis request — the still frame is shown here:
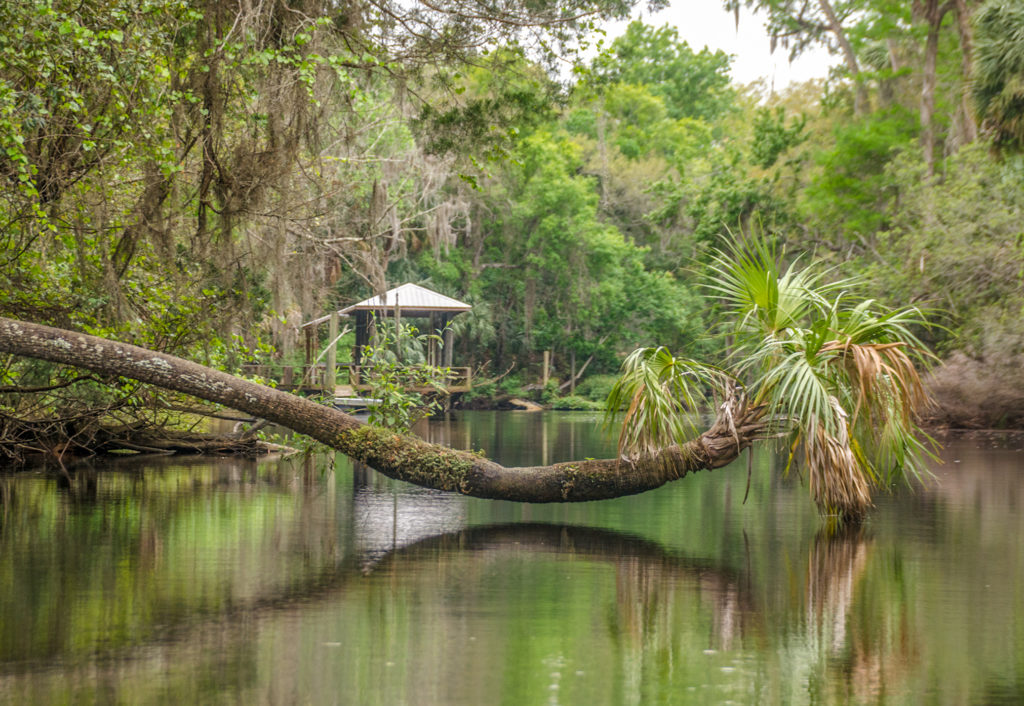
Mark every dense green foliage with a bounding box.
[3,0,1024,447]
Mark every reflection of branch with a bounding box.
[365,522,737,580]
[363,522,756,647]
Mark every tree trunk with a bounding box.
[921,16,941,175]
[919,0,955,176]
[953,0,979,144]
[816,0,867,115]
[0,317,765,502]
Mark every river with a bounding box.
[0,411,1022,704]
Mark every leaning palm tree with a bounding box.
[609,236,935,520]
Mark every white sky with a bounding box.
[596,1,837,90]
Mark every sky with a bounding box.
[598,1,837,90]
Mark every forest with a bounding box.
[2,0,1024,475]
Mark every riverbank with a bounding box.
[4,353,1023,469]
[921,353,1024,429]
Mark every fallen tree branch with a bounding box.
[109,441,177,456]
[559,335,610,392]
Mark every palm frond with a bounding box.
[806,398,874,520]
[605,347,727,457]
[757,343,842,435]
[704,232,849,340]
[610,230,939,520]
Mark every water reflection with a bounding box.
[807,526,871,654]
[0,508,885,705]
[0,425,1022,704]
[352,462,467,571]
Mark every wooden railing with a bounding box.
[240,363,336,391]
[348,365,472,393]
[240,363,472,393]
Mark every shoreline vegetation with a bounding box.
[3,370,1018,469]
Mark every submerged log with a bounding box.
[98,432,285,456]
[0,317,766,502]
[2,426,283,463]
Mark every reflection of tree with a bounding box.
[807,525,872,654]
[1,512,894,704]
[351,461,467,570]
[372,523,756,649]
[803,526,922,704]
[0,458,345,664]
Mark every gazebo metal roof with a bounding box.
[302,283,470,328]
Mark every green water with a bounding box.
[0,411,1022,704]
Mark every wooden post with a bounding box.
[570,350,576,395]
[354,311,367,366]
[394,293,402,363]
[304,326,315,366]
[542,350,550,388]
[442,314,454,367]
[324,311,338,395]
[428,312,437,366]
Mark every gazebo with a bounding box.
[301,283,473,394]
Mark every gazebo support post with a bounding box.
[324,311,338,395]
[442,314,454,368]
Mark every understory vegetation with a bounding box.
[2,1,1023,479]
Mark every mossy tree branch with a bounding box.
[0,316,764,501]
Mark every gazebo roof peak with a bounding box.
[302,283,470,328]
[341,283,471,315]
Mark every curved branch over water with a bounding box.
[0,316,767,501]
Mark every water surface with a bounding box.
[0,412,1022,704]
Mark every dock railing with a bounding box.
[348,365,472,393]
[241,363,471,394]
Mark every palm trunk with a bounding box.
[0,316,765,502]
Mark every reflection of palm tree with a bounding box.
[5,516,888,699]
[806,525,872,654]
[804,526,920,703]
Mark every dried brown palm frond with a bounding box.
[805,399,874,520]
[821,340,930,428]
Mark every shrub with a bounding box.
[550,395,603,411]
[574,374,620,402]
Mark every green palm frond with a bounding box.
[758,342,842,435]
[830,298,933,350]
[605,347,727,458]
[704,233,848,341]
